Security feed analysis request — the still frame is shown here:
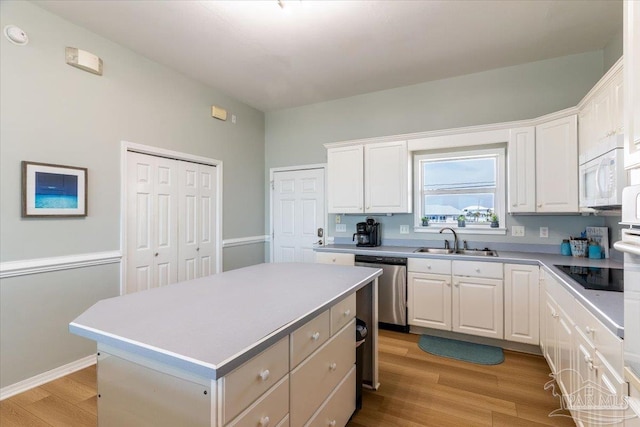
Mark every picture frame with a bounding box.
[22,161,87,217]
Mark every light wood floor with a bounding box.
[1,330,575,427]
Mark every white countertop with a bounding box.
[70,263,382,379]
[316,244,624,337]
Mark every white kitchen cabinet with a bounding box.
[535,115,579,213]
[364,141,411,214]
[508,127,537,213]
[624,0,640,169]
[407,259,452,331]
[327,141,411,214]
[452,261,504,340]
[504,264,539,345]
[579,100,597,165]
[327,145,364,214]
[407,272,452,330]
[542,291,559,375]
[315,252,355,266]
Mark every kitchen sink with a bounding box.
[413,247,498,257]
[413,247,455,254]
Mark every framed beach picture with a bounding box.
[22,161,87,217]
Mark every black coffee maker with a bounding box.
[353,218,381,247]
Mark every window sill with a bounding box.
[413,226,507,235]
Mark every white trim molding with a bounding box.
[0,251,122,279]
[0,355,96,400]
[223,235,270,248]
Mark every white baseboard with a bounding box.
[0,355,96,400]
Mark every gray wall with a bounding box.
[0,1,265,388]
[604,27,624,73]
[264,51,620,255]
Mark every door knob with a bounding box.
[154,252,159,257]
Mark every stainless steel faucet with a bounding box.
[439,227,458,252]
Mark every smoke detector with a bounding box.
[4,25,29,45]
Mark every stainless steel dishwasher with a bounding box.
[354,255,408,332]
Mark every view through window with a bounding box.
[418,152,500,225]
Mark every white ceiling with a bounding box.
[34,0,622,112]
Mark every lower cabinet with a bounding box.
[504,264,540,345]
[452,261,504,340]
[541,269,626,426]
[315,252,355,266]
[407,258,452,331]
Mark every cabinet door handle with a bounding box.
[537,204,543,208]
[454,281,459,287]
[426,265,432,270]
[311,332,321,341]
[155,252,159,257]
[258,369,270,381]
[329,362,337,371]
[475,268,480,273]
[259,416,270,427]
[343,309,351,317]
[585,326,594,335]
[329,421,337,427]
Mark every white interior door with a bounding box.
[273,168,325,263]
[178,161,216,282]
[126,152,178,294]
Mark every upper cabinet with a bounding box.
[535,115,579,213]
[578,62,624,165]
[327,141,411,214]
[624,0,640,169]
[508,127,536,213]
[508,116,579,214]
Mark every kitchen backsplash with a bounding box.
[329,213,625,260]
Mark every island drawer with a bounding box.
[304,366,356,427]
[220,336,289,425]
[408,258,451,275]
[226,375,289,427]
[290,320,355,427]
[330,293,356,335]
[452,261,503,279]
[291,310,331,368]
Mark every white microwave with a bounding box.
[579,147,626,209]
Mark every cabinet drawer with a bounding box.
[330,293,356,336]
[221,336,289,425]
[305,366,356,427]
[573,300,623,374]
[291,310,331,368]
[315,252,355,265]
[453,261,503,279]
[290,320,355,427]
[226,375,289,427]
[408,258,451,275]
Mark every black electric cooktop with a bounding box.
[554,265,624,292]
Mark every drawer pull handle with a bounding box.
[259,416,270,427]
[343,309,351,317]
[258,369,270,381]
[585,326,594,335]
[329,421,336,427]
[584,355,592,364]
[475,268,480,273]
[329,362,337,371]
[311,332,321,341]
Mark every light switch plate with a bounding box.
[336,224,346,232]
[540,227,549,238]
[400,225,409,234]
[512,226,525,237]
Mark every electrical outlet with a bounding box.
[512,226,525,237]
[231,114,237,124]
[335,224,346,232]
[400,225,409,234]
[335,215,341,224]
[540,227,549,238]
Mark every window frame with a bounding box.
[413,146,506,234]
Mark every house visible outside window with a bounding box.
[414,147,505,231]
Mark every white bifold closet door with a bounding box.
[126,151,216,294]
[177,161,216,282]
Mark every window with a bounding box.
[414,147,505,231]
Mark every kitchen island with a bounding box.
[70,262,382,427]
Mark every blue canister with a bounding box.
[588,243,602,259]
[561,240,571,256]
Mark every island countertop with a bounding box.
[70,262,382,379]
